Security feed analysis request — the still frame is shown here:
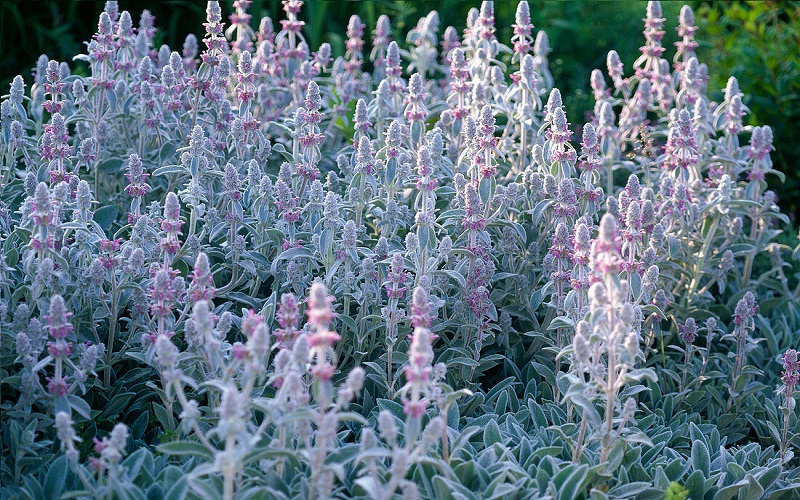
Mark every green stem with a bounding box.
[103,271,120,386]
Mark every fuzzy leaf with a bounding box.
[157,441,214,460]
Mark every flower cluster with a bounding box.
[782,349,799,395]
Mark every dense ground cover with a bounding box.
[1,1,800,498]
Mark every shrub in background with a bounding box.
[695,1,800,221]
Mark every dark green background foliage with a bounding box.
[1,0,797,220]
[694,2,800,221]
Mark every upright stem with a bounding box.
[309,383,333,500]
[277,426,287,477]
[189,207,197,239]
[162,381,176,433]
[601,348,616,466]
[519,104,528,172]
[781,400,791,462]
[573,412,589,463]
[441,413,450,462]
[742,190,762,287]
[600,273,617,467]
[223,434,236,500]
[387,341,394,400]
[680,346,691,393]
[728,326,746,409]
[696,344,711,391]
[104,280,119,387]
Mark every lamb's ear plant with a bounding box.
[4,0,800,498]
[779,349,800,463]
[560,214,657,467]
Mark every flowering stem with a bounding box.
[601,354,616,467]
[308,409,330,500]
[189,207,197,240]
[519,95,528,173]
[573,411,588,463]
[741,227,763,289]
[680,345,692,393]
[104,281,119,387]
[696,346,711,391]
[441,414,450,463]
[728,330,747,410]
[600,273,618,468]
[223,434,236,500]
[782,399,791,462]
[387,341,394,400]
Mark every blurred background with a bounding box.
[1,0,798,224]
